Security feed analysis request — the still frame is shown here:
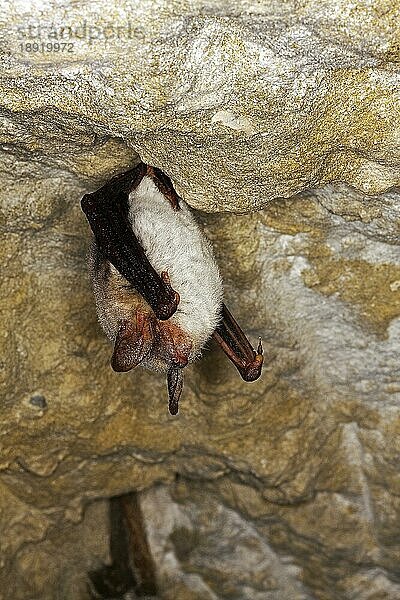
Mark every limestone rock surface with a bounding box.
[0,1,400,599]
[1,0,399,210]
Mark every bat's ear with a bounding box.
[111,318,153,372]
[167,367,184,415]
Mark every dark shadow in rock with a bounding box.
[88,493,158,599]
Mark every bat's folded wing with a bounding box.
[213,303,263,381]
[81,163,179,321]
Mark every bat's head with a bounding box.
[111,315,193,374]
[111,315,191,416]
[88,241,192,414]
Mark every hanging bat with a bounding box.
[81,162,263,415]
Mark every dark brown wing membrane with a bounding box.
[213,303,263,382]
[81,162,179,320]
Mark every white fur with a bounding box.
[128,176,223,355]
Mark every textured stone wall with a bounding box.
[0,1,399,598]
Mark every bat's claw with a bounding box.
[257,337,263,356]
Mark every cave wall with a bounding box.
[1,1,400,598]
